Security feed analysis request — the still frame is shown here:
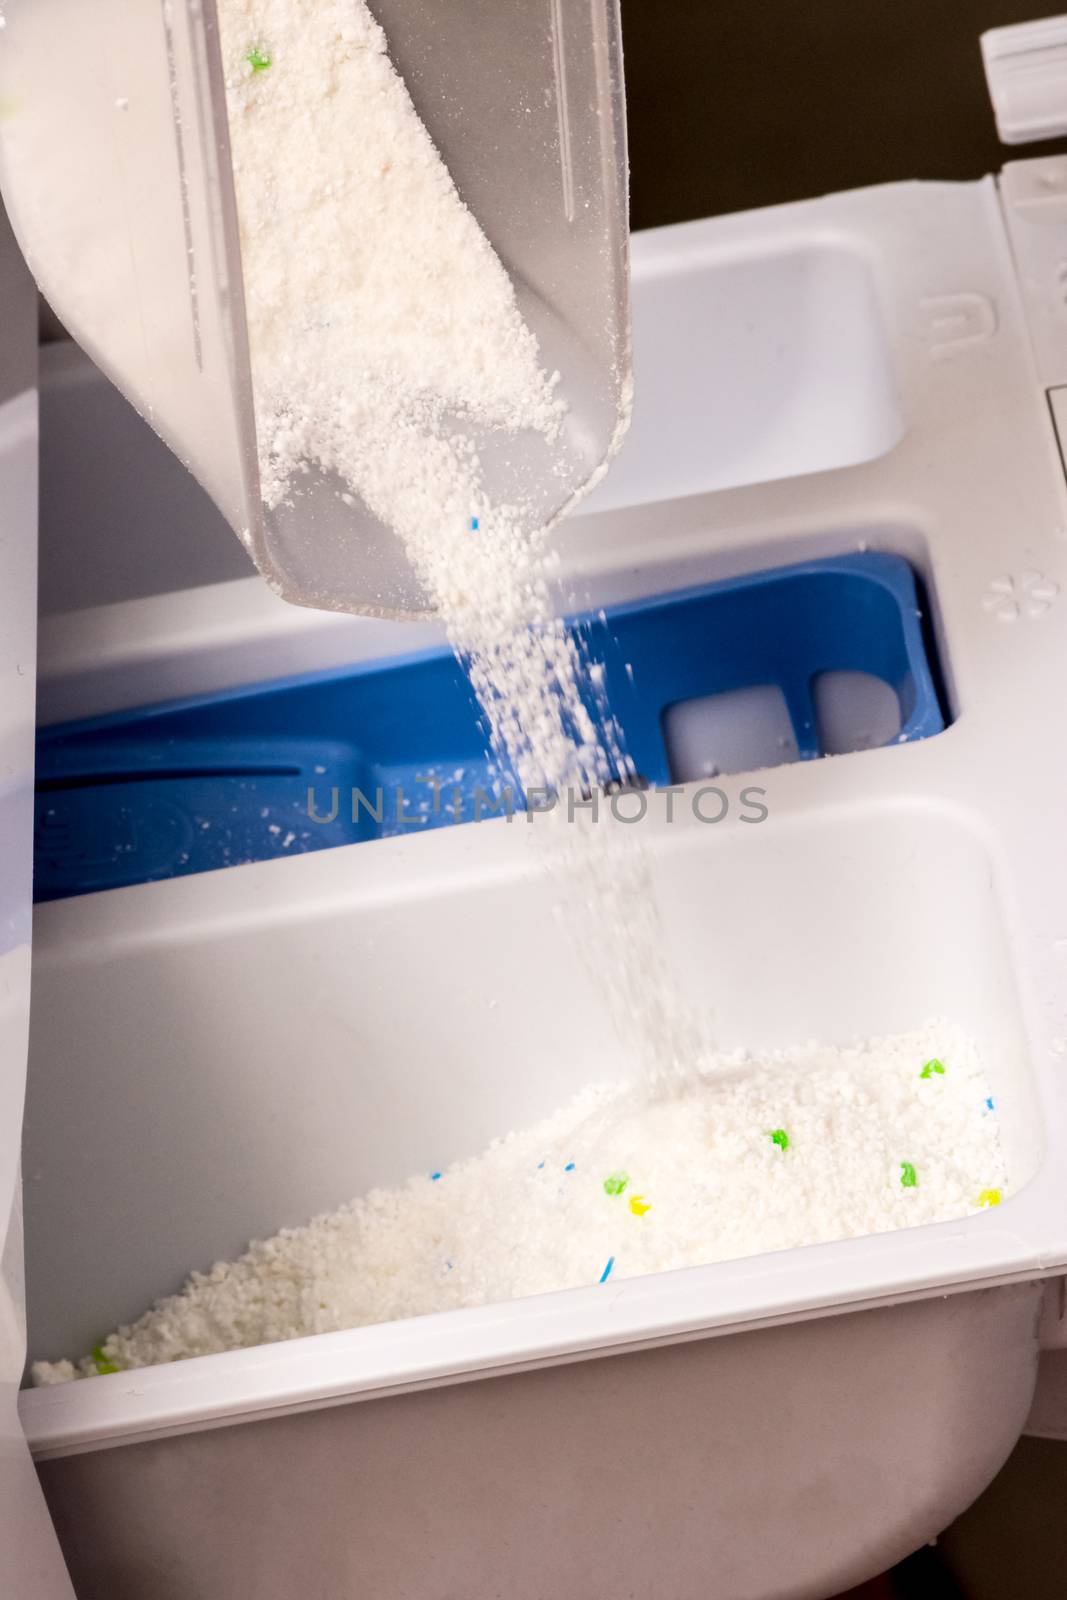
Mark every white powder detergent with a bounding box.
[34,1026,1006,1382]
[30,8,1012,1383]
[218,0,701,1083]
[219,0,580,789]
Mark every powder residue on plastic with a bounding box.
[33,1025,1008,1383]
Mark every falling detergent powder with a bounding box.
[217,0,698,1084]
[34,1025,1007,1382]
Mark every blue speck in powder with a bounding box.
[431,1172,442,1181]
[985,1097,995,1112]
[599,1256,615,1284]
[564,1162,576,1172]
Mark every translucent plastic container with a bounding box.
[0,0,631,617]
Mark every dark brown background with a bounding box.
[621,0,1067,230]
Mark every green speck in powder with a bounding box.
[769,1128,790,1152]
[91,1343,120,1376]
[920,1058,946,1079]
[603,1171,629,1196]
[900,1162,918,1189]
[246,44,272,73]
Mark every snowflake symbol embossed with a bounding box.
[982,570,1060,623]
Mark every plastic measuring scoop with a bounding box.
[0,0,631,619]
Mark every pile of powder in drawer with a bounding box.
[33,1024,1006,1382]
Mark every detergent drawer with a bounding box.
[34,553,944,900]
[20,788,1047,1599]
[35,1285,1041,1600]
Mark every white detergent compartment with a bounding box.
[22,175,1067,1600]
[583,236,905,514]
[22,799,1036,1367]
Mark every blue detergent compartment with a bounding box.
[34,554,945,901]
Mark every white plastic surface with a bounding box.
[812,670,902,755]
[997,156,1067,387]
[1022,1281,1067,1439]
[21,179,1067,1465]
[37,342,252,616]
[582,235,904,516]
[0,0,258,541]
[982,16,1067,145]
[1027,1281,1067,1438]
[662,685,798,780]
[35,1285,1043,1600]
[0,212,74,1594]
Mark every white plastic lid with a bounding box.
[982,15,1067,144]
